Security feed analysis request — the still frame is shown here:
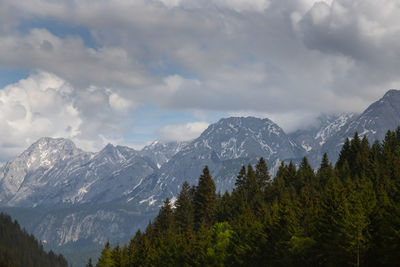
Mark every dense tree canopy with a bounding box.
[93,127,400,267]
[0,213,67,267]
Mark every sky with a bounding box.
[0,0,399,161]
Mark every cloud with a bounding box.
[0,72,133,161]
[159,0,270,12]
[297,0,400,95]
[0,28,152,89]
[0,72,80,160]
[0,0,399,154]
[157,122,209,142]
[227,110,319,133]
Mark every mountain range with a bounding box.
[1,89,400,266]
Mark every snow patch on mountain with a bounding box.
[315,113,356,146]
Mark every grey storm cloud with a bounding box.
[298,0,400,95]
[0,0,399,139]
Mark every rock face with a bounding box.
[140,140,188,168]
[289,113,358,166]
[1,90,400,266]
[321,90,400,159]
[345,90,400,141]
[289,90,400,165]
[0,137,85,205]
[0,117,303,208]
[134,117,302,205]
[0,140,156,208]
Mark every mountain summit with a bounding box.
[345,89,400,141]
[318,89,400,162]
[195,117,300,160]
[0,137,83,203]
[132,116,302,205]
[1,90,400,266]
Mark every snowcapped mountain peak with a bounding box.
[200,116,280,139]
[0,137,83,202]
[95,143,137,164]
[146,140,161,149]
[28,137,77,151]
[341,89,400,141]
[1,90,400,263]
[141,140,188,168]
[23,137,82,170]
[314,113,356,146]
[213,116,275,128]
[99,143,119,156]
[184,116,298,161]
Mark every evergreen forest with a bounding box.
[0,213,68,267]
[92,128,400,267]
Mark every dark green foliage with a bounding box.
[92,127,400,267]
[0,213,68,267]
[153,198,175,233]
[255,157,270,190]
[234,165,247,190]
[96,242,114,267]
[174,182,194,232]
[193,166,217,229]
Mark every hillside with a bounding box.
[0,213,67,267]
[94,128,400,266]
[1,90,400,265]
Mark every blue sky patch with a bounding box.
[0,68,30,88]
[18,18,98,49]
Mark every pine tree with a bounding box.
[246,164,258,195]
[268,161,287,201]
[315,173,366,266]
[299,157,314,178]
[194,166,217,229]
[317,153,333,189]
[296,157,314,191]
[96,242,114,267]
[154,198,175,233]
[228,201,267,266]
[0,213,68,267]
[111,245,122,267]
[284,161,297,189]
[337,138,351,169]
[216,190,233,223]
[255,157,270,191]
[235,165,247,191]
[174,182,194,232]
[320,153,329,170]
[207,222,233,267]
[89,127,400,267]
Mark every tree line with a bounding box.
[91,128,400,267]
[0,213,68,267]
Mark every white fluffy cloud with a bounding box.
[157,122,209,142]
[2,0,395,113]
[0,0,399,156]
[0,72,133,160]
[0,72,81,159]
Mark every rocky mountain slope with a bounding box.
[1,90,400,266]
[290,90,400,165]
[133,117,303,206]
[320,90,400,161]
[0,138,156,208]
[289,113,357,166]
[140,140,188,168]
